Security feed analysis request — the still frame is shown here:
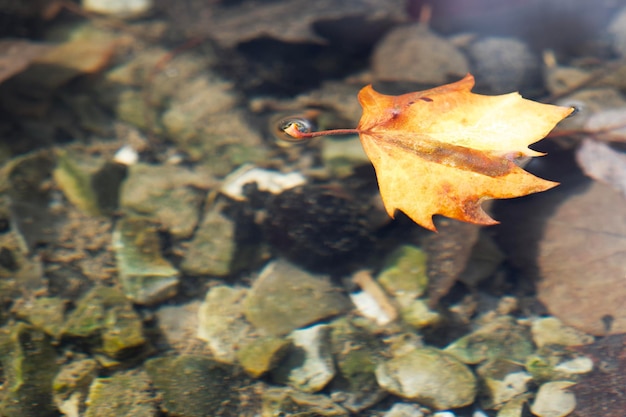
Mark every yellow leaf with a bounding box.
[356,74,572,230]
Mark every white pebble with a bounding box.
[531,381,576,417]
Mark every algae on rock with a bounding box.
[145,355,244,417]
[244,260,351,336]
[0,322,60,417]
[112,217,179,304]
[85,370,157,417]
[63,285,147,358]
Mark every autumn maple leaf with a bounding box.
[284,74,573,231]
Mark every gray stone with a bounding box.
[244,260,351,336]
[262,388,349,417]
[197,285,255,363]
[237,336,290,378]
[466,37,541,94]
[375,347,477,410]
[372,24,469,85]
[120,163,213,239]
[272,324,335,393]
[145,355,243,417]
[53,358,99,417]
[608,6,626,58]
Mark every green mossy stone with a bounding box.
[444,316,534,365]
[145,355,241,417]
[0,322,60,417]
[237,336,290,378]
[63,286,147,358]
[113,217,179,304]
[262,388,349,417]
[328,320,386,414]
[120,163,212,239]
[244,260,351,336]
[18,296,66,338]
[101,304,147,358]
[53,358,99,416]
[85,370,157,417]
[181,208,236,277]
[53,149,103,216]
[377,245,428,300]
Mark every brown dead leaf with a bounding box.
[157,0,405,47]
[537,181,626,336]
[576,138,626,197]
[356,74,572,230]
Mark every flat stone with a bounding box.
[180,205,238,277]
[112,217,179,305]
[84,370,157,417]
[530,381,576,417]
[375,347,477,410]
[237,336,290,378]
[197,285,255,363]
[272,324,335,392]
[372,24,469,85]
[531,317,594,348]
[244,260,351,336]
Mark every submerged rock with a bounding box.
[444,316,534,365]
[112,217,179,304]
[244,260,351,336]
[530,381,576,417]
[53,149,126,216]
[120,163,213,239]
[466,37,541,95]
[477,359,531,410]
[63,285,147,358]
[181,203,244,277]
[377,245,428,302]
[272,324,335,393]
[197,285,255,363]
[383,403,425,417]
[372,24,469,85]
[53,358,99,417]
[145,355,243,417]
[525,346,593,384]
[0,322,60,417]
[262,388,349,417]
[328,318,386,412]
[237,336,290,378]
[263,185,374,272]
[375,347,477,410]
[16,296,66,339]
[84,370,157,417]
[531,317,594,348]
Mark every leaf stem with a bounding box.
[283,122,359,139]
